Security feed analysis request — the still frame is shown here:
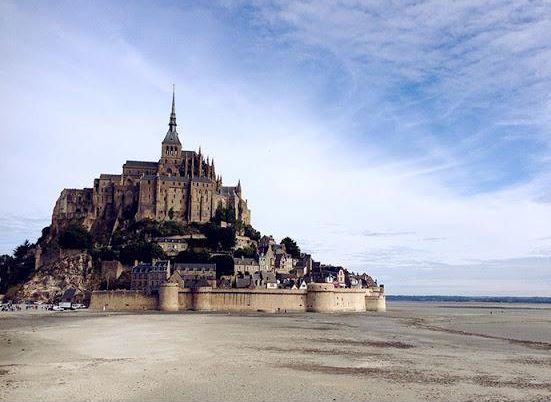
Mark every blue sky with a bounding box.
[1,0,551,295]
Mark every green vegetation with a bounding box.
[174,250,233,278]
[202,223,236,250]
[59,223,92,250]
[209,254,234,278]
[234,246,257,259]
[174,250,210,263]
[118,242,165,265]
[243,224,261,241]
[281,237,300,258]
[0,240,36,295]
[212,204,236,225]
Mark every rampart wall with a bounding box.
[90,284,386,313]
[89,290,158,311]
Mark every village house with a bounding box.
[173,263,217,288]
[233,256,259,275]
[258,244,274,271]
[130,260,171,293]
[293,253,313,277]
[154,236,189,256]
[130,260,217,291]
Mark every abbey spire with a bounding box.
[168,84,177,132]
[162,85,181,146]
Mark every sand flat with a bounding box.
[1,302,551,401]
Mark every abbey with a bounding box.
[51,90,251,234]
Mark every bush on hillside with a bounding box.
[119,242,165,265]
[59,224,92,250]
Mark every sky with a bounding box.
[1,0,551,296]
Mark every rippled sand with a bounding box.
[1,302,551,401]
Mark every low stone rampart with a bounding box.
[365,287,386,312]
[89,290,157,311]
[90,284,386,313]
[183,287,308,312]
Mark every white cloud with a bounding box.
[1,1,551,295]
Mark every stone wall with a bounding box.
[89,290,157,311]
[179,288,308,313]
[365,287,386,312]
[90,285,386,313]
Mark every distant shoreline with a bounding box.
[387,295,551,304]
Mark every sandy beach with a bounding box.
[1,302,551,401]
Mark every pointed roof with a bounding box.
[236,179,242,194]
[163,85,181,145]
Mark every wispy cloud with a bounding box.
[1,1,551,295]
[362,231,415,237]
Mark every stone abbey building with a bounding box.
[51,90,251,234]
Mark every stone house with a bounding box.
[233,256,259,275]
[258,244,274,271]
[173,263,217,288]
[154,236,189,256]
[274,253,293,274]
[130,260,171,293]
[294,253,313,277]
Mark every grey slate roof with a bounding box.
[124,160,159,168]
[191,176,213,183]
[233,258,258,266]
[220,186,237,195]
[174,263,216,273]
[99,174,121,180]
[131,260,170,273]
[162,130,181,145]
[182,150,197,158]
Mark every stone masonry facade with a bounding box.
[50,89,251,235]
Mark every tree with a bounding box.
[159,220,186,236]
[234,246,257,259]
[212,205,236,226]
[209,254,234,278]
[203,223,236,250]
[91,247,117,261]
[0,241,36,294]
[281,237,300,258]
[244,225,261,241]
[59,224,92,250]
[119,242,165,265]
[174,250,210,263]
[14,240,33,259]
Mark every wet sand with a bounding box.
[1,302,551,401]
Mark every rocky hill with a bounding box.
[16,251,100,303]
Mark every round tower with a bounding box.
[306,283,335,313]
[158,282,179,312]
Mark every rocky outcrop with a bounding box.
[17,251,101,303]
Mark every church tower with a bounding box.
[160,86,183,176]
